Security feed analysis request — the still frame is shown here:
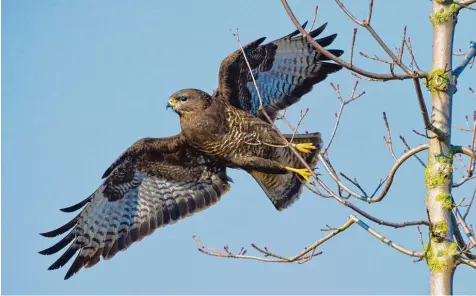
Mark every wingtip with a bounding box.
[310,23,329,39]
[39,230,56,238]
[47,262,60,271]
[38,249,49,255]
[60,194,93,213]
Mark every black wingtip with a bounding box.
[328,49,344,58]
[64,254,87,280]
[284,21,308,39]
[309,22,328,38]
[316,33,338,48]
[249,36,267,48]
[47,247,77,271]
[40,216,78,238]
[39,231,75,255]
[60,194,93,213]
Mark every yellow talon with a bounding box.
[285,167,313,183]
[292,142,317,154]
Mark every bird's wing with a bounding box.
[39,137,231,280]
[217,22,343,120]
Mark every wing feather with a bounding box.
[217,22,343,120]
[40,137,231,279]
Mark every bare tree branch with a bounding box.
[319,144,429,203]
[194,215,423,264]
[399,135,426,167]
[463,188,476,220]
[383,112,398,161]
[453,41,476,78]
[452,212,476,260]
[334,0,415,75]
[455,0,476,12]
[315,177,429,228]
[413,78,447,140]
[459,258,476,268]
[351,215,424,257]
[454,207,476,247]
[325,82,365,153]
[280,0,426,81]
[453,145,476,187]
[193,217,354,263]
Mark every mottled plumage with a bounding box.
[167,22,342,207]
[40,139,230,279]
[218,22,343,120]
[41,22,341,279]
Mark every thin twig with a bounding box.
[413,78,447,140]
[398,26,407,64]
[193,217,354,263]
[334,0,413,75]
[325,82,365,153]
[454,207,476,247]
[350,28,358,67]
[405,38,422,72]
[383,112,398,161]
[280,0,426,81]
[315,178,429,228]
[194,215,424,264]
[319,144,429,203]
[399,135,426,167]
[308,6,319,32]
[463,188,476,220]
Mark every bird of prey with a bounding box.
[40,22,343,279]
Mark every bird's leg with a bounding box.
[231,156,313,183]
[133,134,187,154]
[231,156,288,174]
[291,143,317,154]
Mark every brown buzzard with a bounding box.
[40,22,343,279]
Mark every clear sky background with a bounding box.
[2,0,475,294]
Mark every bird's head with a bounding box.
[166,89,212,116]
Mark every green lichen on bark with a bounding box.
[449,242,458,256]
[431,221,449,242]
[424,243,449,272]
[435,192,453,210]
[429,3,457,25]
[424,242,458,273]
[425,154,453,189]
[422,68,450,93]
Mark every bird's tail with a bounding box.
[247,132,321,210]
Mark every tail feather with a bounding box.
[248,132,321,210]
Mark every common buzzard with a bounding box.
[40,22,343,279]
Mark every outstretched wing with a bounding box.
[217,22,343,120]
[39,137,231,280]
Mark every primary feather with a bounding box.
[40,138,231,279]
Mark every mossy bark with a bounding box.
[426,0,458,294]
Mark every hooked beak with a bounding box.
[166,97,176,110]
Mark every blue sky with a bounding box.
[2,0,475,294]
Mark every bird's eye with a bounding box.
[178,96,188,102]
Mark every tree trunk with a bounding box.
[426,0,458,294]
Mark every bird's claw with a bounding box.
[285,167,313,183]
[292,143,317,154]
